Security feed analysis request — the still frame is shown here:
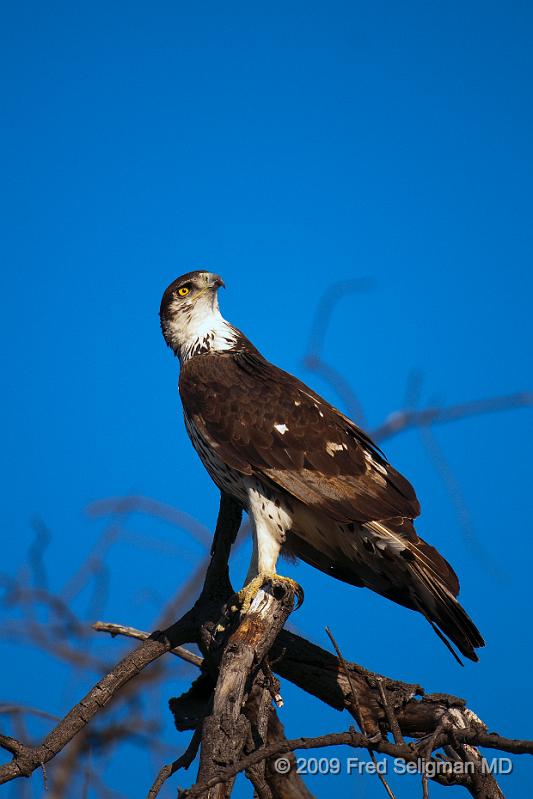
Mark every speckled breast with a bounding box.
[183,412,249,505]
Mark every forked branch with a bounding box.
[1,494,532,799]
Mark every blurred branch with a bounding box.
[417,422,508,582]
[27,518,51,590]
[0,705,60,723]
[302,354,367,426]
[0,606,195,783]
[371,392,533,443]
[305,278,374,358]
[3,495,531,799]
[87,495,213,548]
[303,278,373,424]
[0,493,242,787]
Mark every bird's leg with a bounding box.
[233,520,303,613]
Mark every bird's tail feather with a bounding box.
[367,520,485,663]
[409,559,485,663]
[286,512,485,663]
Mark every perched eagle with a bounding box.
[160,270,484,662]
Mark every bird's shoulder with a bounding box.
[179,349,420,522]
[179,347,357,443]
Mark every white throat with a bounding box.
[163,300,239,364]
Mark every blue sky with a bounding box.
[1,2,532,796]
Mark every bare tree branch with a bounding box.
[2,492,532,799]
[92,621,203,667]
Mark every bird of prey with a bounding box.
[160,270,485,662]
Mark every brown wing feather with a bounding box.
[179,350,420,523]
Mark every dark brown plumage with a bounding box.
[161,270,485,663]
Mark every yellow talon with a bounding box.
[236,572,304,614]
[237,574,269,614]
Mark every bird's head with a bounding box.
[160,270,227,359]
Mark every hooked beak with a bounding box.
[209,274,225,289]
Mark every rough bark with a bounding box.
[2,493,531,799]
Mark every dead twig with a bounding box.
[325,627,397,799]
[148,726,202,799]
[92,622,203,667]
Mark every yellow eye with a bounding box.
[177,286,190,297]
